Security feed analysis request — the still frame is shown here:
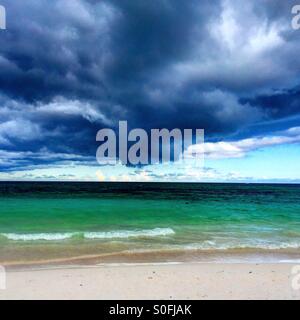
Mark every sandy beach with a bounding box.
[0,262,299,300]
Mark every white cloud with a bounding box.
[186,126,300,159]
[0,119,41,145]
[36,97,112,124]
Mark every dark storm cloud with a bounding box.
[242,87,300,119]
[0,0,300,170]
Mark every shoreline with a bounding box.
[1,262,299,300]
[2,247,300,271]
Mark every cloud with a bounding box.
[0,119,42,145]
[96,170,106,181]
[186,126,300,159]
[0,148,96,172]
[0,0,300,173]
[35,98,112,125]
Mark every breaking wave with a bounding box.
[0,228,175,241]
[84,228,175,239]
[182,240,300,250]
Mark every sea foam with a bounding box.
[84,228,175,239]
[183,240,300,250]
[0,228,175,241]
[1,232,75,241]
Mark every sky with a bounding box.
[0,0,300,182]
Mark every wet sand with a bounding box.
[2,247,300,269]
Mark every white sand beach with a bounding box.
[0,262,299,300]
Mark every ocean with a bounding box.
[0,182,300,264]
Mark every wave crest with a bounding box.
[84,228,175,239]
[183,240,300,250]
[1,232,74,241]
[0,228,175,241]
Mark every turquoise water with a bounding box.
[0,182,300,262]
